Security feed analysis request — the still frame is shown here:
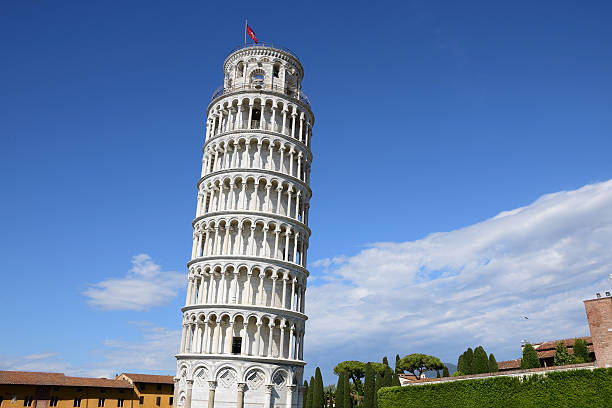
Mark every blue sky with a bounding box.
[2,0,612,383]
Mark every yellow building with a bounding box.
[117,375,173,408]
[0,371,174,408]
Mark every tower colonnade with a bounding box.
[175,44,314,408]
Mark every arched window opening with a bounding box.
[273,63,280,78]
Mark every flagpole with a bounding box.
[244,19,247,46]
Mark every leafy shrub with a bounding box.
[378,368,612,408]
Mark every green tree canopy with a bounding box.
[442,366,450,377]
[395,355,401,374]
[573,338,591,363]
[464,348,474,374]
[520,344,540,369]
[334,360,387,391]
[472,346,489,374]
[554,342,576,366]
[382,356,389,366]
[397,354,445,378]
[488,353,498,372]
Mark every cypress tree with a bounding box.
[464,348,474,374]
[307,376,315,408]
[373,373,381,408]
[382,365,393,387]
[442,366,450,377]
[472,346,489,374]
[394,355,401,374]
[335,373,344,408]
[382,356,389,366]
[456,354,465,374]
[313,368,324,408]
[391,370,400,387]
[303,380,310,408]
[342,373,351,408]
[573,338,591,363]
[488,353,498,372]
[363,363,374,408]
[436,370,440,378]
[520,344,540,369]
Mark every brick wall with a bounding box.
[584,296,612,368]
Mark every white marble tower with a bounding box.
[174,44,314,408]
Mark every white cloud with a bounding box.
[0,323,179,378]
[87,322,179,377]
[83,254,185,311]
[306,179,612,366]
[0,352,74,373]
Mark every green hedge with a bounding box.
[377,368,612,408]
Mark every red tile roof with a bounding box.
[532,336,592,352]
[119,374,174,385]
[0,371,132,388]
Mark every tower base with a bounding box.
[174,356,304,408]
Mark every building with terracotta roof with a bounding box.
[0,372,173,408]
[496,336,595,371]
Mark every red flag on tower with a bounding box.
[247,24,258,44]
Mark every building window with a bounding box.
[140,384,146,390]
[119,391,124,394]
[232,337,242,354]
[139,397,144,405]
[169,398,173,406]
[24,397,34,407]
[50,397,59,407]
[155,397,160,406]
[74,398,82,407]
[156,385,161,391]
[76,389,82,393]
[117,400,124,407]
[98,399,105,407]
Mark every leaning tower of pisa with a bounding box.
[174,44,314,408]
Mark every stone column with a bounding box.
[257,272,265,305]
[291,113,297,138]
[291,279,296,311]
[286,385,295,408]
[279,320,286,358]
[295,192,301,221]
[207,381,217,408]
[284,231,291,261]
[186,380,194,408]
[241,323,248,355]
[279,147,285,173]
[236,383,246,408]
[264,385,273,408]
[231,272,239,303]
[270,106,276,132]
[267,322,274,357]
[173,378,180,408]
[246,271,253,304]
[270,274,278,307]
[281,277,288,309]
[293,232,300,263]
[255,323,262,356]
[249,226,256,256]
[247,104,253,129]
[262,227,269,257]
[180,324,187,353]
[282,109,288,135]
[289,326,295,359]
